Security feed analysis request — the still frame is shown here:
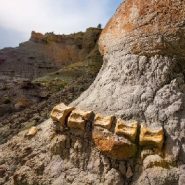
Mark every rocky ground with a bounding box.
[1,0,185,185]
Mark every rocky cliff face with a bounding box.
[0,1,185,185]
[0,27,102,120]
[0,28,101,79]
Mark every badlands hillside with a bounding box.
[0,28,103,144]
[0,0,185,185]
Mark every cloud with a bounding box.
[0,0,121,48]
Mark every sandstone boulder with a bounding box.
[115,119,138,142]
[67,109,94,130]
[139,125,164,149]
[94,114,114,130]
[50,103,75,126]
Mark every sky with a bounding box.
[0,0,122,49]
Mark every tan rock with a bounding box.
[67,109,93,130]
[115,119,138,142]
[50,103,75,126]
[92,128,136,160]
[139,125,164,149]
[99,0,185,57]
[26,126,38,137]
[94,114,114,130]
[30,31,44,42]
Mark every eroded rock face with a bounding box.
[71,0,185,184]
[1,0,185,184]
[0,28,102,79]
[99,0,185,57]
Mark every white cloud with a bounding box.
[0,0,121,48]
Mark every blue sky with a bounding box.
[0,0,122,49]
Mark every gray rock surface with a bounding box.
[71,0,185,184]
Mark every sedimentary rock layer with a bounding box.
[71,0,185,184]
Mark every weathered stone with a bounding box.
[115,119,138,142]
[139,125,164,149]
[92,128,136,160]
[94,114,114,130]
[50,135,67,155]
[50,103,75,126]
[99,0,185,57]
[143,154,172,170]
[67,109,94,130]
[25,126,38,137]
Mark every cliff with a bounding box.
[0,28,102,79]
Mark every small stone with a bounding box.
[126,166,133,179]
[26,126,38,137]
[50,103,75,126]
[115,119,138,142]
[67,109,94,130]
[139,125,164,149]
[94,114,114,130]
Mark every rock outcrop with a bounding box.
[0,28,102,79]
[71,0,185,184]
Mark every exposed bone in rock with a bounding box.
[50,103,75,126]
[115,119,138,142]
[139,125,164,149]
[67,109,94,130]
[94,114,114,130]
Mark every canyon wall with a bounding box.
[0,28,101,79]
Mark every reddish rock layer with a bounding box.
[99,0,185,56]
